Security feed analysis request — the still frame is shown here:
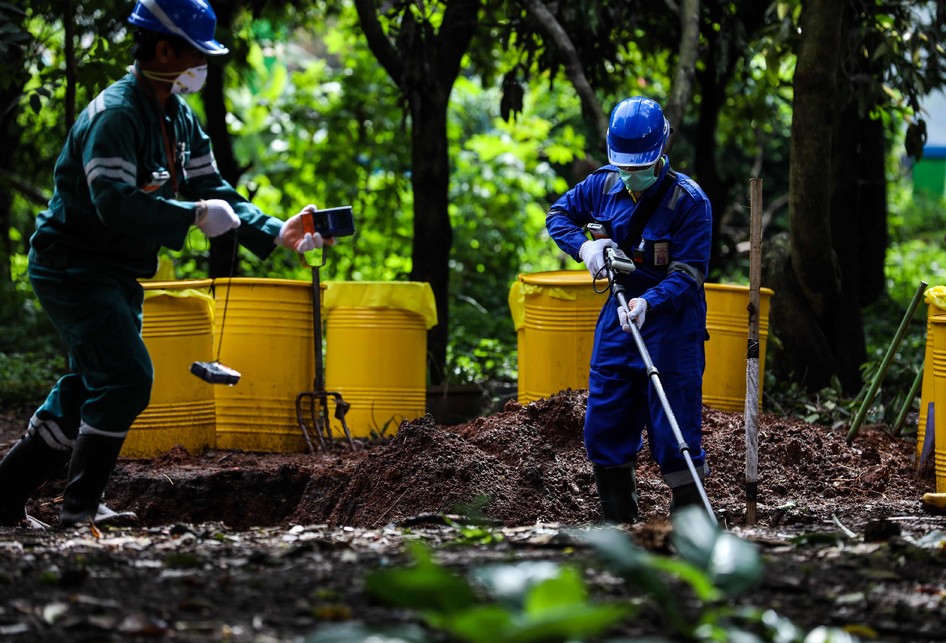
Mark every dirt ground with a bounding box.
[1,391,945,642]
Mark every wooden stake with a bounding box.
[745,178,763,526]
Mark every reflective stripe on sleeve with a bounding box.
[86,92,107,122]
[85,157,137,186]
[184,152,218,178]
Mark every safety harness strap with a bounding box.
[619,168,678,253]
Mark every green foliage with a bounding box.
[308,508,854,642]
[0,282,63,406]
[763,170,945,429]
[364,542,477,616]
[4,0,946,412]
[167,14,588,386]
[0,350,65,407]
[0,3,29,86]
[444,75,582,385]
[360,542,629,643]
[763,373,851,429]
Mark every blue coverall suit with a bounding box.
[546,158,713,488]
[27,69,284,450]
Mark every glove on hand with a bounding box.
[619,298,648,331]
[578,238,618,278]
[195,199,241,238]
[277,205,336,252]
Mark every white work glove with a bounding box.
[195,199,241,238]
[619,298,648,331]
[578,238,618,278]
[277,205,336,252]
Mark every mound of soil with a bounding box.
[4,389,929,532]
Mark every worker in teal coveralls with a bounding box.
[547,96,713,523]
[0,0,333,528]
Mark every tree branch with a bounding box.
[64,0,77,129]
[353,0,404,87]
[434,0,481,88]
[664,0,700,153]
[521,0,608,145]
[0,168,51,206]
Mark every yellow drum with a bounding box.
[510,271,605,404]
[323,281,437,438]
[932,315,946,492]
[124,280,216,457]
[703,284,774,412]
[920,287,946,464]
[212,278,315,452]
[918,309,945,463]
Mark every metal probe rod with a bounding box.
[608,263,717,524]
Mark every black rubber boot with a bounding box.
[59,434,125,528]
[669,483,704,514]
[593,464,639,524]
[0,430,70,527]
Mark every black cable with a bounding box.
[212,231,240,362]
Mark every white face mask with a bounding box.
[170,65,208,95]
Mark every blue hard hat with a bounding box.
[128,0,228,56]
[607,97,670,167]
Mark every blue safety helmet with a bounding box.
[128,0,228,56]
[606,97,670,167]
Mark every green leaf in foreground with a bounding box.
[671,507,763,596]
[364,543,476,614]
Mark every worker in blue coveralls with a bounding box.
[0,0,335,529]
[546,96,712,523]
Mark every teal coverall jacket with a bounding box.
[27,69,283,445]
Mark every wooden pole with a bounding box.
[745,178,763,526]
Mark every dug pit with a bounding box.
[7,389,928,532]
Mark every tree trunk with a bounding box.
[202,59,243,279]
[664,0,700,154]
[692,0,768,274]
[0,11,30,286]
[0,118,20,285]
[828,100,868,389]
[410,97,452,385]
[201,3,241,279]
[353,0,480,385]
[693,71,725,271]
[854,115,888,306]
[773,0,859,392]
[64,0,77,129]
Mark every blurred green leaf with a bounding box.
[365,543,476,614]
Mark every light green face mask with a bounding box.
[618,165,659,192]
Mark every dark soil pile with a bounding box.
[5,389,927,531]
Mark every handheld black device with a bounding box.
[190,360,241,385]
[303,206,355,238]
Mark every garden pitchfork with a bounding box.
[294,239,354,452]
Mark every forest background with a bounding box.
[1,0,945,431]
